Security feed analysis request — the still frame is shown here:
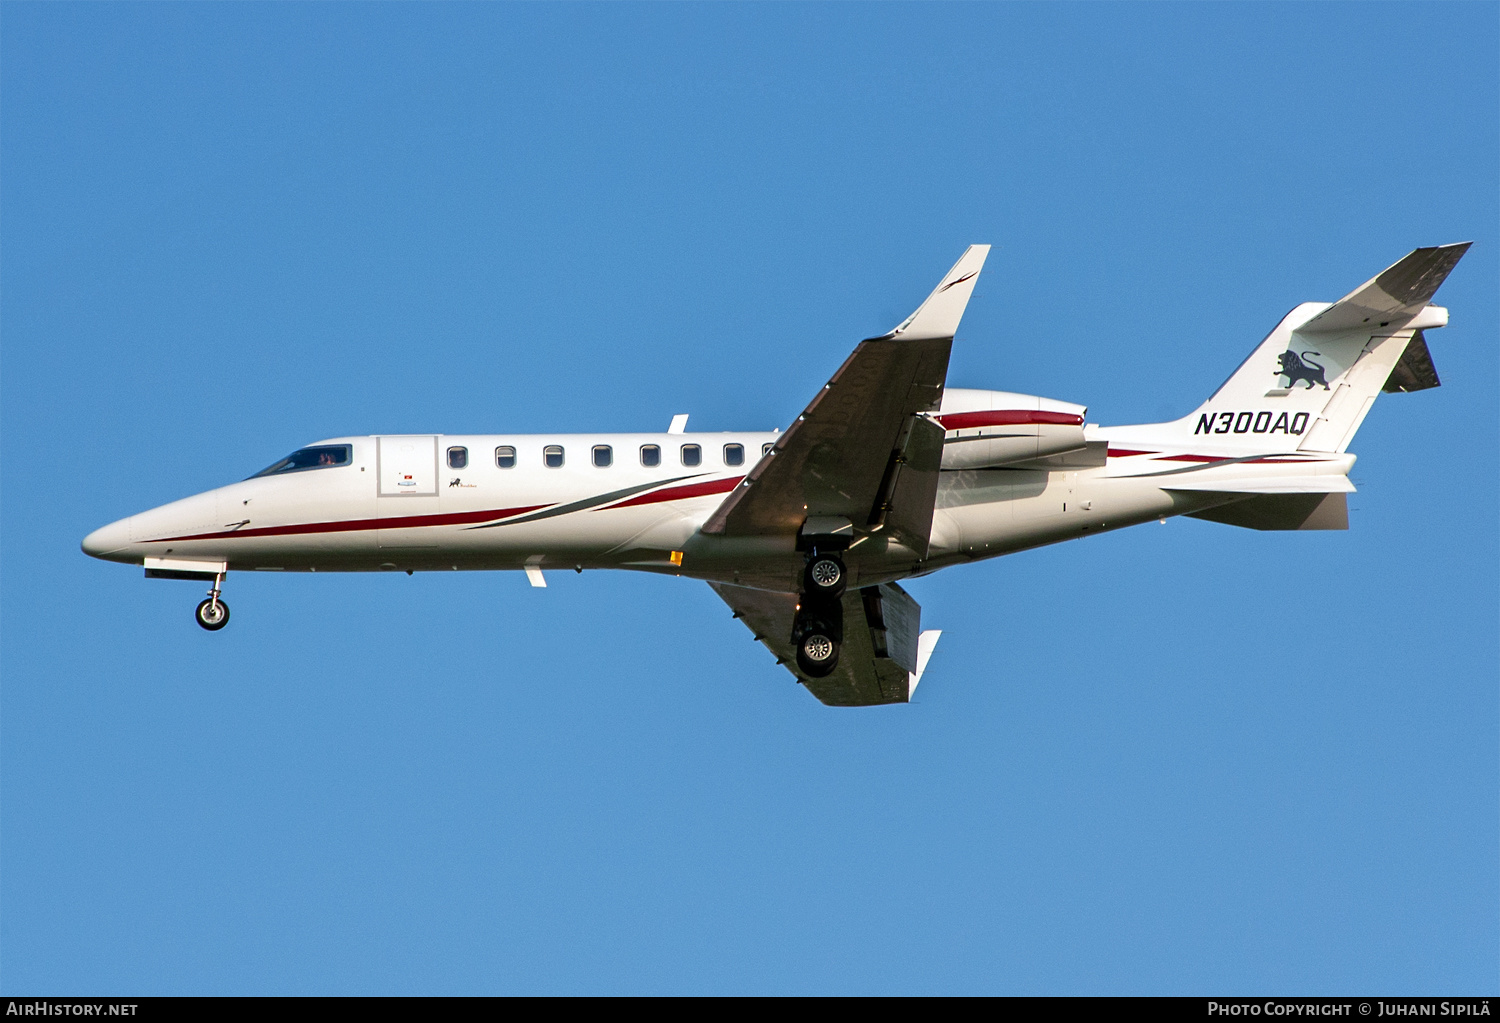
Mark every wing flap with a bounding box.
[869,414,945,557]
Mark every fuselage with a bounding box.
[73,239,1465,704]
[81,422,1350,594]
[76,240,1462,700]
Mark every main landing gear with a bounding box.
[195,571,230,631]
[804,552,846,599]
[792,549,846,678]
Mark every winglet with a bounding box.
[877,245,991,341]
[908,629,942,699]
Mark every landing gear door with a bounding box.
[378,436,438,496]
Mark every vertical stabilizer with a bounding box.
[1147,244,1468,452]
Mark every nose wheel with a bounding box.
[195,572,230,631]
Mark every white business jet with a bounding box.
[83,242,1469,705]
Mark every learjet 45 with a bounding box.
[82,242,1470,705]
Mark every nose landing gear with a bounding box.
[195,571,230,631]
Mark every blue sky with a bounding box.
[2,2,1495,995]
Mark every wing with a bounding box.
[701,245,990,556]
[711,581,941,706]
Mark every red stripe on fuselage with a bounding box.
[1153,454,1324,464]
[600,476,743,510]
[935,410,1084,430]
[147,504,550,543]
[1106,448,1157,458]
[149,473,780,542]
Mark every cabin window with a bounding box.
[250,444,352,478]
[762,443,775,457]
[495,445,516,469]
[723,443,744,467]
[592,445,613,468]
[447,446,468,470]
[640,444,661,467]
[680,444,701,467]
[544,445,565,468]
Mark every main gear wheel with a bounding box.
[803,553,846,598]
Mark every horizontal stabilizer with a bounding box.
[1187,492,1347,531]
[1162,475,1354,495]
[877,244,991,341]
[1298,243,1470,334]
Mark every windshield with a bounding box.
[250,444,352,479]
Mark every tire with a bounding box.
[195,598,230,631]
[803,554,846,598]
[795,629,840,678]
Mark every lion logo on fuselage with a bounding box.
[1275,350,1329,389]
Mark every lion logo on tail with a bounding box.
[1275,350,1329,389]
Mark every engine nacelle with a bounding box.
[935,388,1088,469]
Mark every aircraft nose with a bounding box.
[81,517,133,560]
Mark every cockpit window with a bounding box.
[250,444,353,478]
